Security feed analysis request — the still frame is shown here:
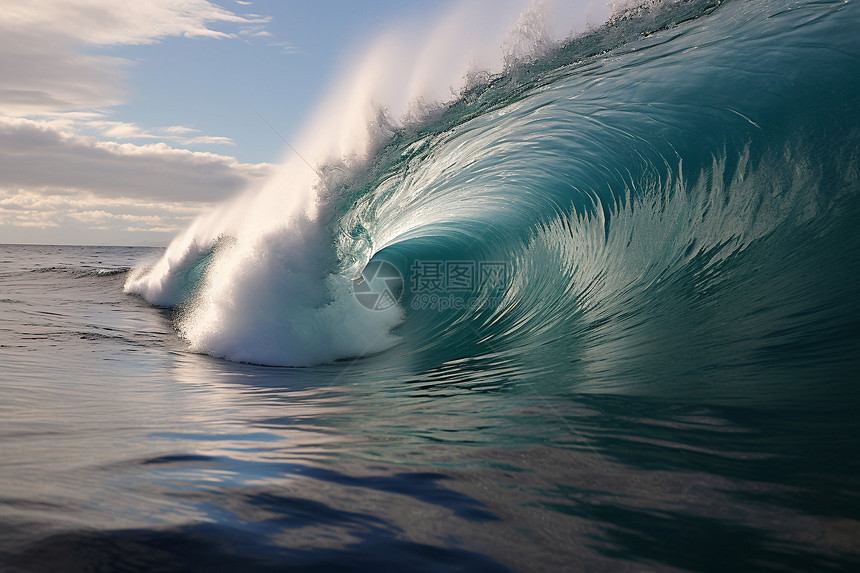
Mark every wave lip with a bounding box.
[127,0,860,374]
[124,0,629,366]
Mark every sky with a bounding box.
[0,0,450,246]
[0,0,609,246]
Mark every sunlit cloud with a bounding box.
[162,125,201,135]
[0,117,271,203]
[183,135,237,146]
[80,121,236,146]
[0,0,268,116]
[270,40,303,55]
[0,189,209,243]
[0,0,283,243]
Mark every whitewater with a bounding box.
[3,0,860,571]
[125,0,859,394]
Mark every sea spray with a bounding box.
[126,0,858,379]
[125,0,617,365]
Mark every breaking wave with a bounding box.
[126,0,859,401]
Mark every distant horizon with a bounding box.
[0,242,167,249]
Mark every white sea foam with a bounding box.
[124,0,614,365]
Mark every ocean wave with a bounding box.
[126,0,859,384]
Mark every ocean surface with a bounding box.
[3,0,860,571]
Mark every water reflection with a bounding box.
[4,296,860,571]
[130,354,860,570]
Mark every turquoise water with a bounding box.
[3,0,860,570]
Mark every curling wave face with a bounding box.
[125,0,859,401]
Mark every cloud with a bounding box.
[0,117,272,203]
[0,30,127,116]
[162,125,200,135]
[0,203,61,228]
[79,121,236,146]
[0,0,268,115]
[183,135,237,146]
[0,0,286,244]
[269,40,303,55]
[0,189,208,243]
[68,209,114,225]
[3,0,258,46]
[93,121,161,140]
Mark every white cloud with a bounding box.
[0,34,127,116]
[0,189,209,243]
[0,0,289,244]
[0,0,267,116]
[270,40,302,55]
[2,0,258,46]
[0,117,271,204]
[94,121,161,140]
[0,204,61,228]
[69,209,114,224]
[79,120,236,146]
[183,135,237,146]
[162,125,200,135]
